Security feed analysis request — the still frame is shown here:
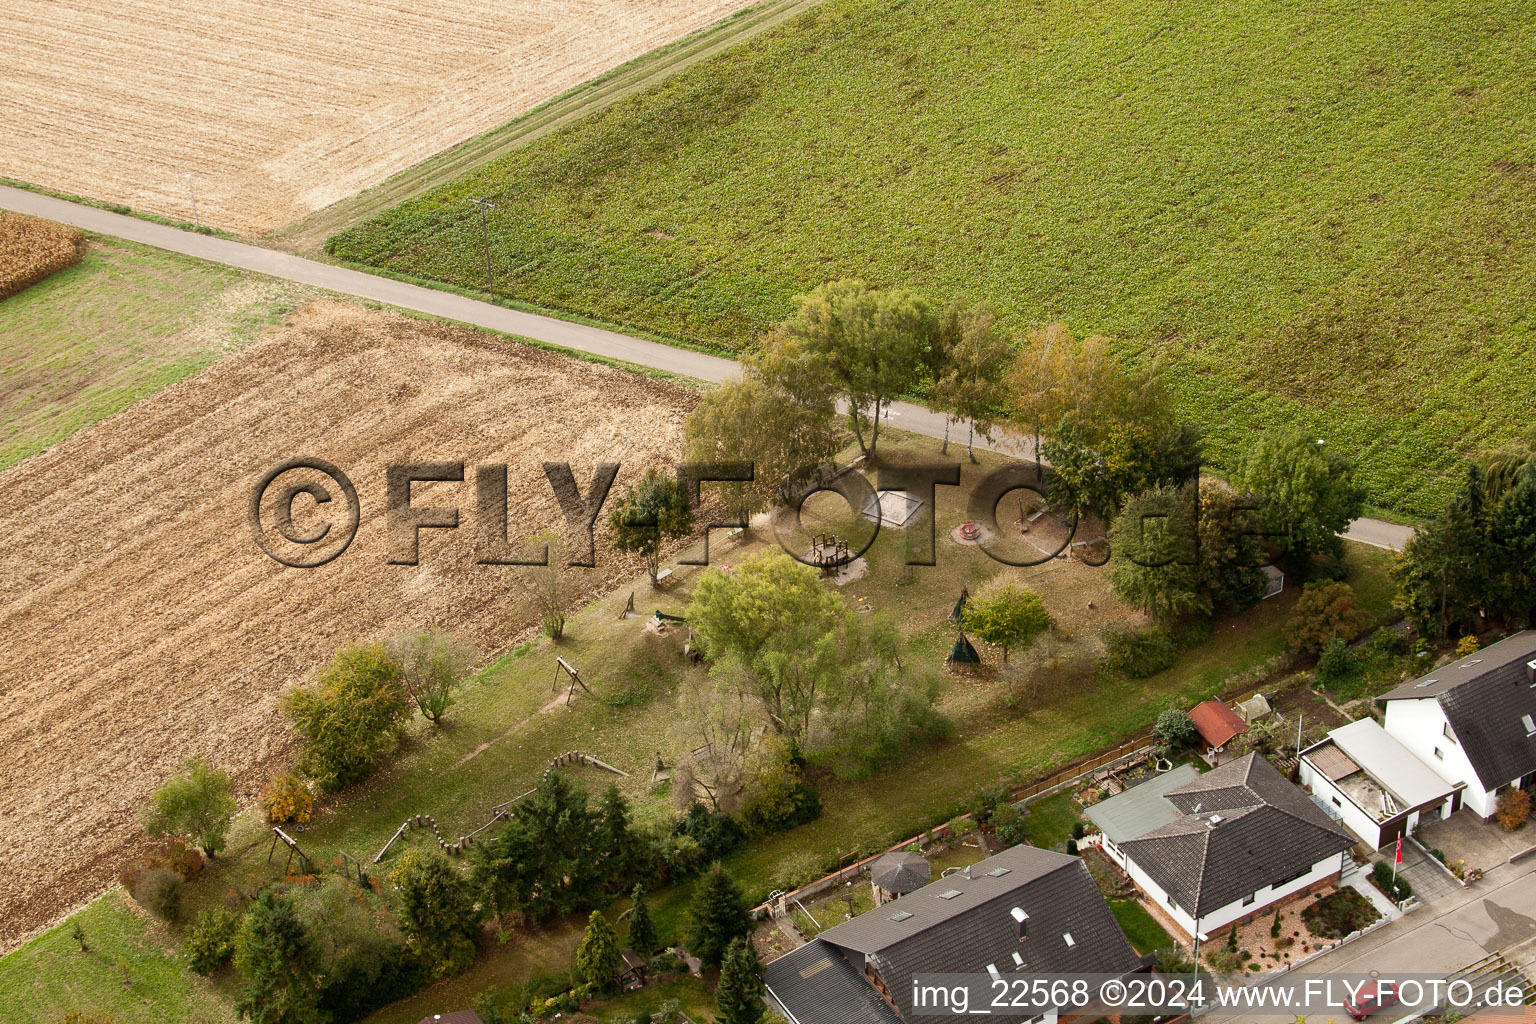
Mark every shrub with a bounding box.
[390,848,482,977]
[126,867,182,921]
[739,744,822,835]
[183,908,239,975]
[142,758,237,857]
[1456,634,1482,657]
[1102,624,1177,678]
[1284,582,1365,656]
[261,773,315,825]
[282,642,410,789]
[0,212,83,299]
[1496,788,1532,831]
[1371,626,1408,657]
[1314,636,1360,688]
[1303,886,1383,937]
[769,850,824,894]
[1369,860,1412,902]
[1152,708,1198,749]
[1065,839,1078,855]
[992,803,1029,847]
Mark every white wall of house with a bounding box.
[1101,840,1344,938]
[1298,761,1388,848]
[1383,700,1499,816]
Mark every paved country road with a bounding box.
[1,184,1417,550]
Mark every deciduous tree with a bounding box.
[609,468,694,585]
[960,582,1051,664]
[390,849,481,977]
[1229,428,1366,574]
[142,757,237,858]
[389,628,477,725]
[927,301,1011,460]
[282,642,411,790]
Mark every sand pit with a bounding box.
[0,0,756,234]
[0,301,698,950]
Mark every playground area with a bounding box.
[0,299,697,951]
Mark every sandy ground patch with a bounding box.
[0,300,697,950]
[0,0,756,234]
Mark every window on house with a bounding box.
[1332,796,1342,807]
[1242,894,1256,906]
[1434,747,1445,760]
[1443,722,1457,743]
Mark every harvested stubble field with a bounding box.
[333,0,1536,517]
[0,300,697,951]
[0,0,758,235]
[0,213,82,299]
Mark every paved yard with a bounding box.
[1420,809,1536,869]
[1393,838,1463,904]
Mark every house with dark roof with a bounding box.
[764,845,1146,1024]
[1377,631,1536,820]
[1298,717,1462,849]
[1085,753,1353,942]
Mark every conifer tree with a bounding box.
[687,865,752,968]
[716,937,766,1024]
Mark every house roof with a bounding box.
[870,850,931,893]
[1085,763,1202,844]
[1118,754,1355,918]
[770,845,1141,1024]
[1379,631,1536,790]
[765,941,905,1024]
[1326,718,1461,808]
[1189,700,1248,748]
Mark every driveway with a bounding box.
[1420,810,1536,869]
[1,184,1417,550]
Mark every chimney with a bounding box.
[1525,658,1536,686]
[1209,814,1223,825]
[1010,906,1028,940]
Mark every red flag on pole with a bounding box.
[1395,837,1403,864]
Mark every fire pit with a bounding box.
[958,521,981,541]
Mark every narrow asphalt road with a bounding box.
[2,185,1417,551]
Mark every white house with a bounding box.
[1378,631,1536,820]
[1086,753,1354,942]
[1298,717,1462,849]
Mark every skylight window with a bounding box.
[1523,714,1535,736]
[937,889,963,900]
[1012,952,1025,967]
[986,964,1002,980]
[889,910,913,922]
[1461,659,1483,667]
[987,867,1012,877]
[1416,678,1439,688]
[1063,933,1076,947]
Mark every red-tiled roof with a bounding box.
[1189,700,1248,748]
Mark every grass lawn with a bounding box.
[1022,792,1081,852]
[1108,898,1174,956]
[0,430,1399,1024]
[0,890,237,1024]
[330,0,1536,517]
[0,235,308,469]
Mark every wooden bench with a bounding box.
[654,568,674,586]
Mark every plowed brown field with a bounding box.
[0,0,755,234]
[0,301,697,950]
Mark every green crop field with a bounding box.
[330,0,1536,517]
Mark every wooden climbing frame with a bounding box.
[268,827,314,876]
[551,656,592,707]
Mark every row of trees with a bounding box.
[1393,432,1536,638]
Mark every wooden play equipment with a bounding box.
[267,827,314,876]
[373,749,630,863]
[551,656,592,708]
[808,533,850,575]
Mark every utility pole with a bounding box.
[468,197,497,302]
[184,173,199,228]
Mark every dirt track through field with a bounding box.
[0,301,696,951]
[0,0,756,234]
